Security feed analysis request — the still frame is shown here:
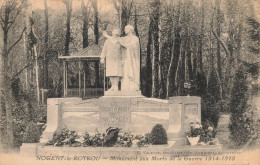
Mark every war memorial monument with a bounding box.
[20,25,222,160]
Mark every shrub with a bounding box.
[150,124,168,145]
[201,95,221,128]
[229,105,258,146]
[23,121,41,143]
[229,65,258,147]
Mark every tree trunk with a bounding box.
[145,16,153,97]
[198,0,204,73]
[82,0,89,48]
[178,33,187,96]
[134,6,139,37]
[166,2,181,98]
[92,0,99,45]
[4,81,14,151]
[120,0,133,35]
[165,7,173,99]
[186,33,193,81]
[151,0,160,98]
[0,39,5,153]
[43,0,49,89]
[215,0,223,98]
[63,0,72,56]
[33,44,40,103]
[158,16,164,98]
[121,0,128,34]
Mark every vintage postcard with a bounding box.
[0,0,260,164]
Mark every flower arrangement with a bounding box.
[200,120,215,144]
[45,127,152,147]
[186,120,203,137]
[45,128,83,147]
[185,120,203,145]
[114,133,151,147]
[185,120,216,145]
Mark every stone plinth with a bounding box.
[104,90,142,97]
[20,95,223,159]
[20,142,222,157]
[167,96,201,141]
[40,98,82,143]
[40,96,201,145]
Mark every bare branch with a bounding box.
[0,15,4,23]
[11,56,43,81]
[113,0,120,13]
[212,29,230,57]
[6,27,26,55]
[127,0,134,18]
[7,6,22,30]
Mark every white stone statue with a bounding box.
[103,25,141,94]
[100,28,123,92]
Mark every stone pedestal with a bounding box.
[20,143,39,157]
[167,96,201,141]
[104,90,142,97]
[40,98,82,143]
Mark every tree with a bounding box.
[166,1,181,98]
[62,0,73,56]
[229,65,256,146]
[113,0,134,34]
[150,0,161,98]
[198,0,204,73]
[215,0,222,86]
[0,0,26,151]
[145,16,153,97]
[81,0,91,48]
[92,0,99,45]
[92,0,99,86]
[43,0,49,89]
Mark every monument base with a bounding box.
[21,96,223,160]
[40,96,202,144]
[20,141,222,158]
[104,90,142,97]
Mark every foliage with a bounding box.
[46,128,153,147]
[83,132,104,147]
[150,124,168,145]
[229,65,258,147]
[22,122,41,143]
[229,105,258,147]
[200,120,216,143]
[46,128,82,147]
[0,0,259,151]
[186,120,216,144]
[115,133,151,147]
[201,95,221,128]
[200,69,222,128]
[186,121,203,137]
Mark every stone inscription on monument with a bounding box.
[183,103,199,131]
[98,98,131,132]
[184,104,198,115]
